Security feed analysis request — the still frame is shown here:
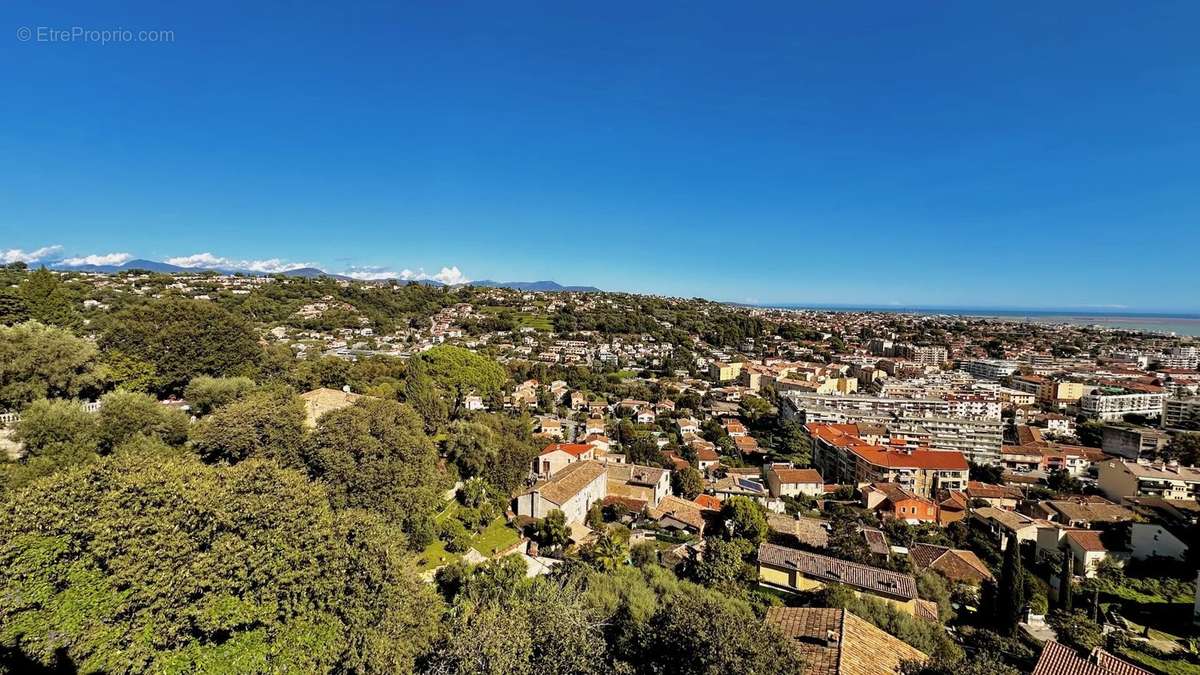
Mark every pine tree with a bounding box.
[20,267,80,328]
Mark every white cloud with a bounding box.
[166,252,315,273]
[1,245,62,264]
[343,265,470,284]
[165,252,227,268]
[430,266,468,285]
[61,252,132,267]
[239,258,313,273]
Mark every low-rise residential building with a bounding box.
[861,482,938,524]
[972,507,1044,549]
[1124,497,1198,561]
[534,443,595,478]
[963,481,1023,509]
[299,387,366,427]
[1098,459,1200,501]
[647,495,711,534]
[1030,498,1135,528]
[1031,640,1151,675]
[1131,521,1189,561]
[515,460,607,522]
[765,466,824,498]
[767,513,830,549]
[605,463,671,508]
[757,544,937,620]
[584,417,607,436]
[709,473,777,508]
[537,416,563,438]
[1063,530,1112,578]
[709,361,743,382]
[908,543,993,585]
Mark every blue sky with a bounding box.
[2,2,1198,310]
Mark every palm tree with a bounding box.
[586,533,627,572]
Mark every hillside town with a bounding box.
[2,264,1199,674]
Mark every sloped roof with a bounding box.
[765,607,928,675]
[965,481,1023,501]
[1045,499,1135,524]
[758,543,916,600]
[767,513,830,548]
[540,443,592,458]
[1032,640,1150,675]
[606,462,667,486]
[300,387,364,426]
[860,527,889,555]
[527,460,606,505]
[773,468,824,484]
[908,543,992,583]
[648,495,707,531]
[1065,530,1108,553]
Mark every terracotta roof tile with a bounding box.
[765,607,928,675]
[758,543,916,600]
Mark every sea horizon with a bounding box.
[757,304,1200,337]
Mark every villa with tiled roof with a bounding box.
[757,543,937,620]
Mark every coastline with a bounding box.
[759,304,1200,337]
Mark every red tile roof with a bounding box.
[1066,530,1108,553]
[540,443,592,457]
[773,468,823,484]
[1032,640,1150,675]
[807,424,968,471]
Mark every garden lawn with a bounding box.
[471,517,521,556]
[415,504,523,571]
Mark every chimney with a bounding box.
[824,629,840,646]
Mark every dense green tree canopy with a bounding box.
[304,399,447,546]
[2,399,100,490]
[671,466,704,500]
[720,495,768,544]
[99,298,263,393]
[0,322,102,411]
[638,586,804,675]
[19,268,80,328]
[184,375,257,415]
[412,345,508,412]
[0,452,441,673]
[95,390,189,452]
[189,388,306,466]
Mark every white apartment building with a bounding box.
[1080,389,1166,421]
[942,394,1002,421]
[780,392,950,420]
[958,359,1020,381]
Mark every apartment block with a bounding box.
[807,423,968,498]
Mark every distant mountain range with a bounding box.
[47,259,599,292]
[470,280,601,292]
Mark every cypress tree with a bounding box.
[1058,551,1073,611]
[998,534,1026,634]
